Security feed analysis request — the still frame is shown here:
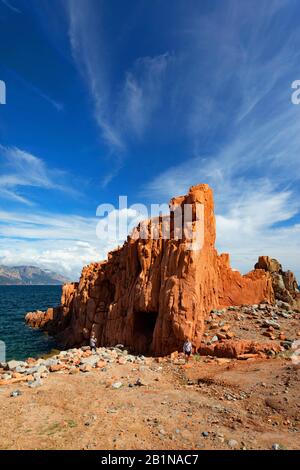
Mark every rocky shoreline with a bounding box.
[0,345,149,390]
[2,299,300,391]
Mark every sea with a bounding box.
[0,285,62,362]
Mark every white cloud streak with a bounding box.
[0,145,81,205]
[118,53,172,138]
[0,209,106,279]
[0,206,143,279]
[65,0,172,184]
[145,160,300,279]
[1,0,21,14]
[66,0,124,152]
[142,0,300,279]
[3,0,300,281]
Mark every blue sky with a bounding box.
[0,0,300,279]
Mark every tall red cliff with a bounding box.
[26,184,274,355]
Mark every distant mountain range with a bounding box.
[0,265,69,285]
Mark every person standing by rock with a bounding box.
[90,332,97,353]
[183,338,192,362]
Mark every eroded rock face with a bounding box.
[26,184,274,355]
[255,256,300,307]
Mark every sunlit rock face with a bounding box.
[26,184,275,355]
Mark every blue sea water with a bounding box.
[0,285,62,362]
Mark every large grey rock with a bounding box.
[276,300,291,311]
[33,368,48,379]
[280,312,292,319]
[7,360,27,370]
[79,364,92,373]
[59,351,69,356]
[25,366,39,375]
[272,443,281,450]
[100,352,113,360]
[111,382,123,389]
[2,373,12,380]
[126,355,136,362]
[27,379,42,388]
[80,355,99,366]
[228,439,238,448]
[44,358,59,367]
[263,320,280,329]
[37,365,48,375]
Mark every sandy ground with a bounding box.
[0,355,299,450]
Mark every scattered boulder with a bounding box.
[228,439,238,449]
[49,364,66,373]
[27,379,42,388]
[111,382,123,389]
[79,364,92,373]
[272,443,281,451]
[263,320,280,329]
[7,360,26,371]
[80,356,99,367]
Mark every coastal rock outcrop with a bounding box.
[26,184,275,355]
[26,283,77,335]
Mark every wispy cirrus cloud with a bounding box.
[4,0,298,280]
[143,92,300,276]
[144,156,300,279]
[118,53,172,138]
[159,0,300,155]
[0,145,80,205]
[1,0,21,14]
[26,82,64,112]
[142,0,300,278]
[66,0,124,152]
[64,0,172,184]
[4,66,64,112]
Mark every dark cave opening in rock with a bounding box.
[132,310,158,354]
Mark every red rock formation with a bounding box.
[199,339,282,359]
[26,184,274,355]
